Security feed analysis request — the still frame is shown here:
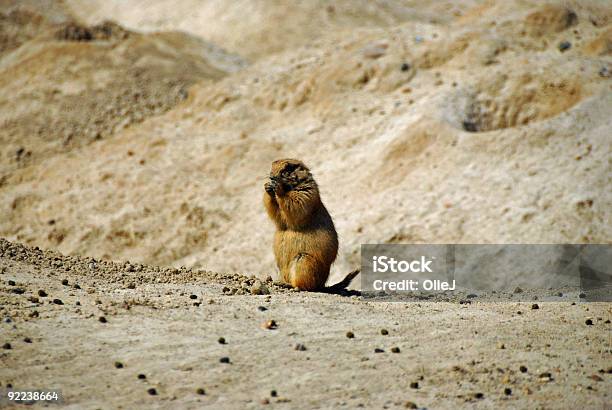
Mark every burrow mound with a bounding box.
[444,72,583,133]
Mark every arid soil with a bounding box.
[1,239,611,409]
[0,1,611,408]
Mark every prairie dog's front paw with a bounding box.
[264,181,277,195]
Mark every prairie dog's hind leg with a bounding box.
[288,253,328,291]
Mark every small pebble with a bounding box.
[504,387,512,395]
[114,361,124,369]
[380,329,389,335]
[531,303,539,310]
[23,337,32,343]
[189,294,197,300]
[138,374,146,380]
[400,63,411,72]
[404,401,417,409]
[218,337,226,344]
[74,284,81,289]
[38,289,48,297]
[219,357,230,364]
[513,287,523,294]
[127,283,136,289]
[409,382,419,389]
[346,331,355,339]
[497,342,505,349]
[196,387,205,395]
[257,306,268,312]
[262,320,277,330]
[391,347,400,353]
[374,348,384,353]
[539,372,553,382]
[2,343,11,349]
[61,279,69,286]
[8,280,15,286]
[52,298,64,305]
[520,365,528,373]
[294,343,307,351]
[270,390,277,397]
[585,319,593,325]
[147,388,157,395]
[99,316,107,323]
[558,41,571,52]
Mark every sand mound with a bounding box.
[0,7,245,172]
[0,0,610,283]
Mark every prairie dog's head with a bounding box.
[269,158,316,191]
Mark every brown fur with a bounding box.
[263,159,339,291]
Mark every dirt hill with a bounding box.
[0,0,610,284]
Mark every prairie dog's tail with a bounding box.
[325,270,360,292]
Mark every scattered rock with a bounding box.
[262,320,277,330]
[189,294,197,299]
[558,41,572,52]
[400,63,411,72]
[114,361,124,369]
[374,348,385,353]
[294,343,307,351]
[196,387,205,395]
[61,279,69,285]
[7,280,16,286]
[514,287,523,294]
[38,290,48,297]
[2,343,11,349]
[138,374,146,380]
[23,337,32,343]
[391,347,401,353]
[539,372,553,382]
[497,342,505,349]
[404,401,418,409]
[257,306,268,312]
[380,329,389,335]
[504,388,512,395]
[531,303,539,310]
[520,365,528,373]
[270,390,278,397]
[346,331,355,339]
[218,337,226,344]
[588,374,603,382]
[585,319,593,325]
[219,357,230,363]
[251,281,270,295]
[147,388,157,396]
[99,316,107,323]
[409,382,419,389]
[11,288,25,294]
[52,298,64,305]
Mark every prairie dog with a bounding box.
[263,159,358,291]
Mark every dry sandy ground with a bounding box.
[1,239,610,409]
